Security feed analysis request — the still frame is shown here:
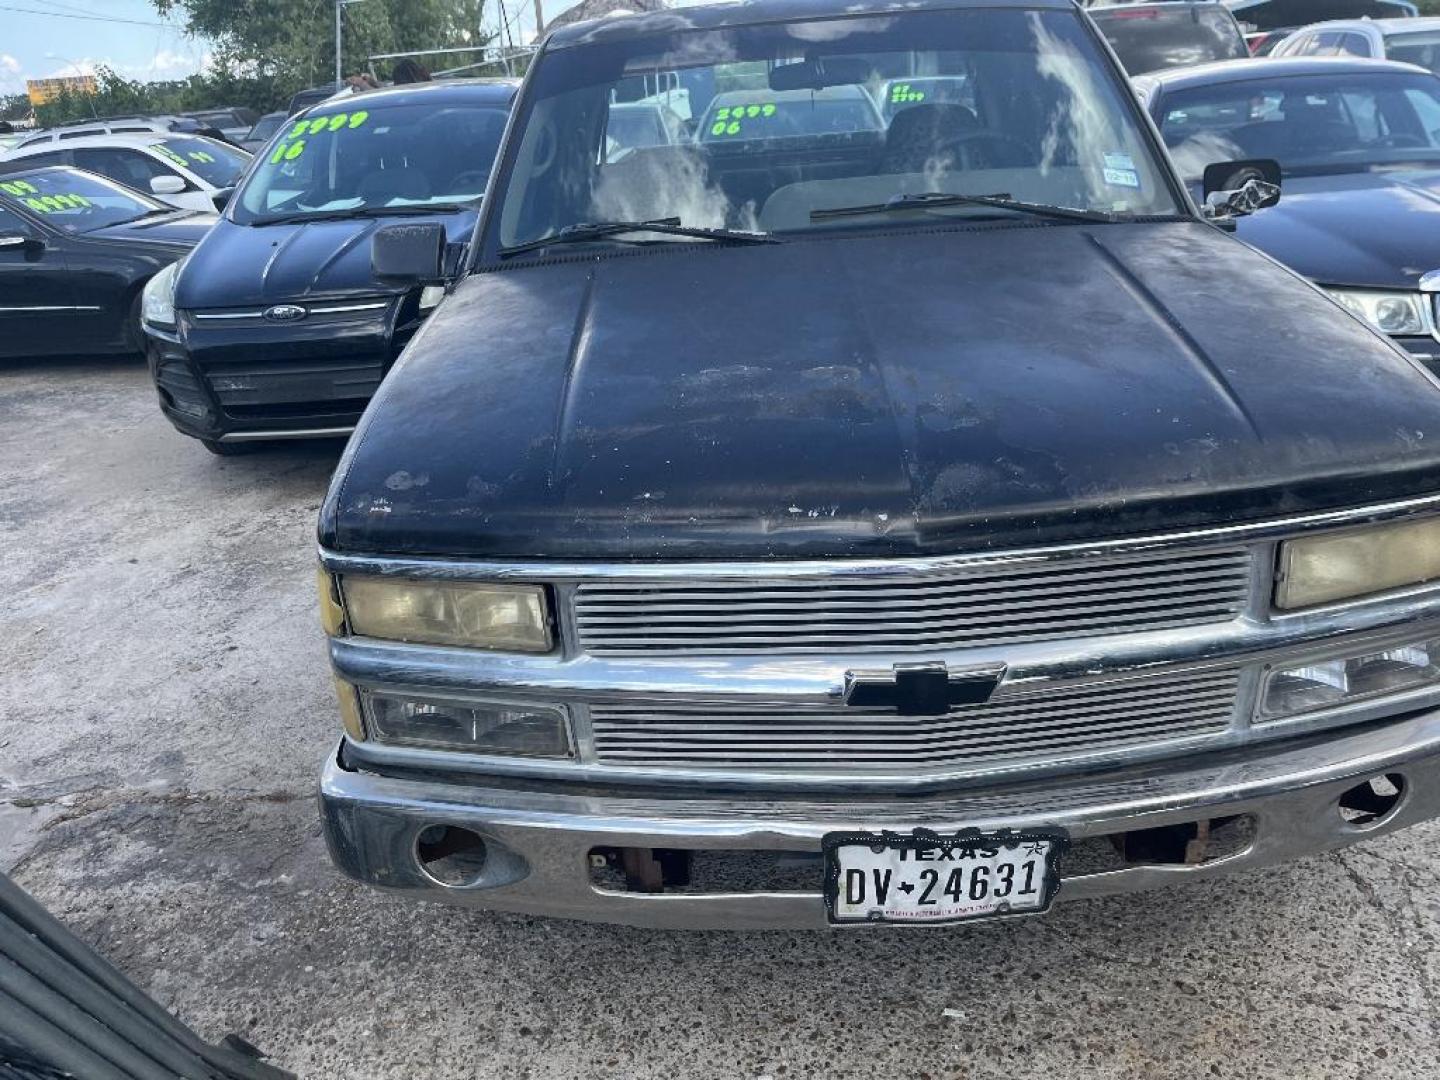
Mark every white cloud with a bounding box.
[0,54,24,95]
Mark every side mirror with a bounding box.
[1203,177,1281,224]
[0,231,40,252]
[372,222,446,285]
[149,175,187,196]
[211,186,234,212]
[1202,158,1281,203]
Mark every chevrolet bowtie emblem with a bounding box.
[843,662,1006,716]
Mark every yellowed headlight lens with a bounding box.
[341,576,552,652]
[333,676,366,740]
[317,568,346,635]
[1277,517,1440,609]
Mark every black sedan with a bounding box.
[0,165,213,360]
[1135,56,1440,367]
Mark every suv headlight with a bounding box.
[1260,635,1440,720]
[1327,288,1430,337]
[1276,517,1440,609]
[142,259,182,329]
[339,576,553,652]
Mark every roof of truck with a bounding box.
[546,0,1069,48]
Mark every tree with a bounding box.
[0,94,31,122]
[152,0,491,91]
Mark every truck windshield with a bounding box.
[489,7,1181,254]
[234,102,511,225]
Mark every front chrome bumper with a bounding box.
[320,706,1440,928]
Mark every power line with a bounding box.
[0,3,172,26]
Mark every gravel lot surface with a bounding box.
[5,356,1440,1079]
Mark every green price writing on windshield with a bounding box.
[21,193,92,213]
[709,102,777,137]
[274,109,371,163]
[890,83,926,104]
[0,180,39,197]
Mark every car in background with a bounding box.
[877,75,975,120]
[1272,17,1440,72]
[1225,0,1417,53]
[1135,56,1440,367]
[0,131,24,152]
[142,78,518,454]
[603,102,688,162]
[0,166,212,360]
[1090,2,1249,74]
[239,110,287,153]
[287,85,347,115]
[183,107,259,142]
[12,114,226,147]
[0,132,251,213]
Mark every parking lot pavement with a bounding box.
[6,356,1440,1079]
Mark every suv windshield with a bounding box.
[234,101,511,225]
[153,137,251,186]
[1158,70,1440,180]
[0,168,168,232]
[489,8,1180,254]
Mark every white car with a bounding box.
[1271,17,1440,74]
[0,132,251,213]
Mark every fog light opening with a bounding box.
[415,824,489,887]
[1337,773,1406,828]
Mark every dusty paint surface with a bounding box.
[5,357,1440,1078]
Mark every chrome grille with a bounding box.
[589,667,1240,772]
[574,548,1253,655]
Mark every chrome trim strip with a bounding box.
[190,310,264,320]
[308,301,389,314]
[0,305,103,312]
[191,301,390,321]
[319,494,1440,584]
[219,426,355,442]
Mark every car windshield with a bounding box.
[0,168,168,232]
[248,114,284,143]
[490,8,1180,254]
[1157,70,1440,180]
[1091,6,1248,74]
[234,101,511,225]
[1386,29,1440,73]
[153,137,251,186]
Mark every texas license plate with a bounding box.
[823,828,1068,925]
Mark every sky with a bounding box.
[0,0,593,99]
[0,0,215,96]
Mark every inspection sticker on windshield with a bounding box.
[824,827,1067,925]
[1103,152,1140,188]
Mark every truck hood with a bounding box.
[323,220,1440,559]
[175,208,478,308]
[1233,169,1440,290]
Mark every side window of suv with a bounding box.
[1,150,70,173]
[1309,31,1346,56]
[0,204,30,235]
[71,148,177,192]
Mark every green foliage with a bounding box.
[0,94,31,121]
[1417,0,1440,14]
[30,1,496,127]
[153,0,491,87]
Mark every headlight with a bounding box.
[141,260,182,329]
[1327,288,1430,337]
[1260,635,1440,720]
[341,576,553,652]
[362,691,572,757]
[1276,517,1440,609]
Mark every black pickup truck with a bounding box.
[316,0,1440,928]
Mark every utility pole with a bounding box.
[533,0,544,42]
[335,0,368,89]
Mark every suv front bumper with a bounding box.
[320,706,1440,929]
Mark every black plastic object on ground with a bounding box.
[0,872,292,1080]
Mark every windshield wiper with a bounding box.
[254,203,467,226]
[499,217,781,258]
[810,191,1121,224]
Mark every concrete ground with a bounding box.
[3,355,1440,1080]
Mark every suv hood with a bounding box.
[323,220,1440,559]
[1233,169,1440,290]
[175,207,478,308]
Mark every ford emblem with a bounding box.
[263,304,307,323]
